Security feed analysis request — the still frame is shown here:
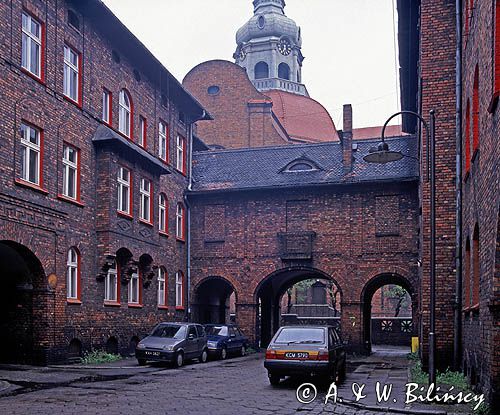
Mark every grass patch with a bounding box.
[80,350,122,365]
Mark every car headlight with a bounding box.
[137,342,146,349]
[163,344,175,351]
[207,341,217,347]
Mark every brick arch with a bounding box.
[192,276,237,324]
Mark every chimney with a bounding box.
[342,104,353,172]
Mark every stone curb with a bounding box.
[341,399,448,415]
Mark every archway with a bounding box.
[278,63,290,80]
[361,273,416,354]
[254,61,269,79]
[0,241,45,363]
[255,267,342,348]
[193,277,236,324]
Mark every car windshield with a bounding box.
[274,328,325,344]
[205,326,228,336]
[151,325,187,339]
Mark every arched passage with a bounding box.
[361,273,417,354]
[193,277,236,324]
[0,241,46,363]
[255,267,342,348]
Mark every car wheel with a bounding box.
[174,352,184,368]
[220,347,227,360]
[269,373,281,386]
[240,345,246,356]
[137,359,147,366]
[200,348,208,363]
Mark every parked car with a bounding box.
[205,324,249,359]
[264,325,346,386]
[135,322,208,367]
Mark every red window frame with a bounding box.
[16,121,47,194]
[472,66,479,153]
[139,178,153,226]
[158,119,169,163]
[66,247,82,304]
[128,270,143,308]
[159,193,169,236]
[62,43,82,107]
[58,142,83,206]
[176,202,186,241]
[104,260,121,307]
[139,116,147,148]
[118,88,134,140]
[176,134,187,175]
[102,88,113,126]
[158,267,168,309]
[117,165,133,219]
[21,9,45,84]
[175,270,185,310]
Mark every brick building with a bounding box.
[0,0,208,364]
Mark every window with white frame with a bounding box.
[140,178,151,223]
[158,267,166,307]
[176,135,185,173]
[117,167,131,215]
[139,116,146,147]
[62,144,78,200]
[20,123,41,185]
[105,260,118,302]
[175,271,183,307]
[128,272,139,304]
[176,203,185,240]
[21,12,42,78]
[159,193,167,233]
[102,89,111,124]
[66,248,79,300]
[158,121,168,161]
[63,45,79,103]
[118,89,132,137]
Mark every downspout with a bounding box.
[453,0,463,371]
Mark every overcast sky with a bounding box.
[102,0,400,129]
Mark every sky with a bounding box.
[102,0,400,129]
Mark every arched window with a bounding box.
[464,237,471,308]
[175,271,184,309]
[128,270,141,305]
[254,61,269,79]
[472,224,480,307]
[278,63,290,80]
[465,99,471,173]
[105,259,119,303]
[159,193,168,234]
[176,203,185,240]
[119,89,133,138]
[158,267,167,307]
[472,66,479,152]
[66,247,80,301]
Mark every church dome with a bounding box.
[265,90,339,142]
[236,0,301,47]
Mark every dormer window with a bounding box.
[282,158,320,173]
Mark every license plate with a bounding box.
[145,351,160,356]
[284,352,309,359]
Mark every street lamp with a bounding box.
[363,110,436,389]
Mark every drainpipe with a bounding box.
[453,0,463,371]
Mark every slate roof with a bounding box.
[191,136,418,192]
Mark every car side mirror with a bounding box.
[230,334,236,338]
[188,334,195,340]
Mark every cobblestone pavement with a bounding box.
[0,351,467,415]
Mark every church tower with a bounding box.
[234,0,308,96]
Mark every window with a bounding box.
[105,260,118,303]
[62,144,79,200]
[119,89,132,138]
[176,203,185,240]
[175,271,184,308]
[465,99,471,173]
[472,66,479,152]
[472,224,480,307]
[128,272,140,305]
[159,121,168,162]
[21,12,43,79]
[139,178,152,223]
[63,45,80,104]
[66,247,80,301]
[464,238,471,308]
[102,89,112,125]
[20,123,42,186]
[176,135,186,174]
[207,85,220,95]
[117,167,131,215]
[278,63,290,80]
[139,116,146,148]
[67,10,80,31]
[255,61,269,79]
[158,267,167,307]
[159,193,168,233]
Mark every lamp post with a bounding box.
[363,110,436,388]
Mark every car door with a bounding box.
[227,326,240,352]
[185,325,198,358]
[196,325,206,353]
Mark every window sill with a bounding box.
[158,305,169,310]
[488,91,499,113]
[175,306,185,311]
[67,298,82,305]
[117,211,133,220]
[470,303,479,312]
[58,194,85,207]
[15,179,48,194]
[104,301,121,307]
[21,67,45,85]
[128,303,143,308]
[139,219,154,227]
[176,236,186,243]
[63,94,82,109]
[159,230,169,238]
[175,168,187,177]
[117,130,133,141]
